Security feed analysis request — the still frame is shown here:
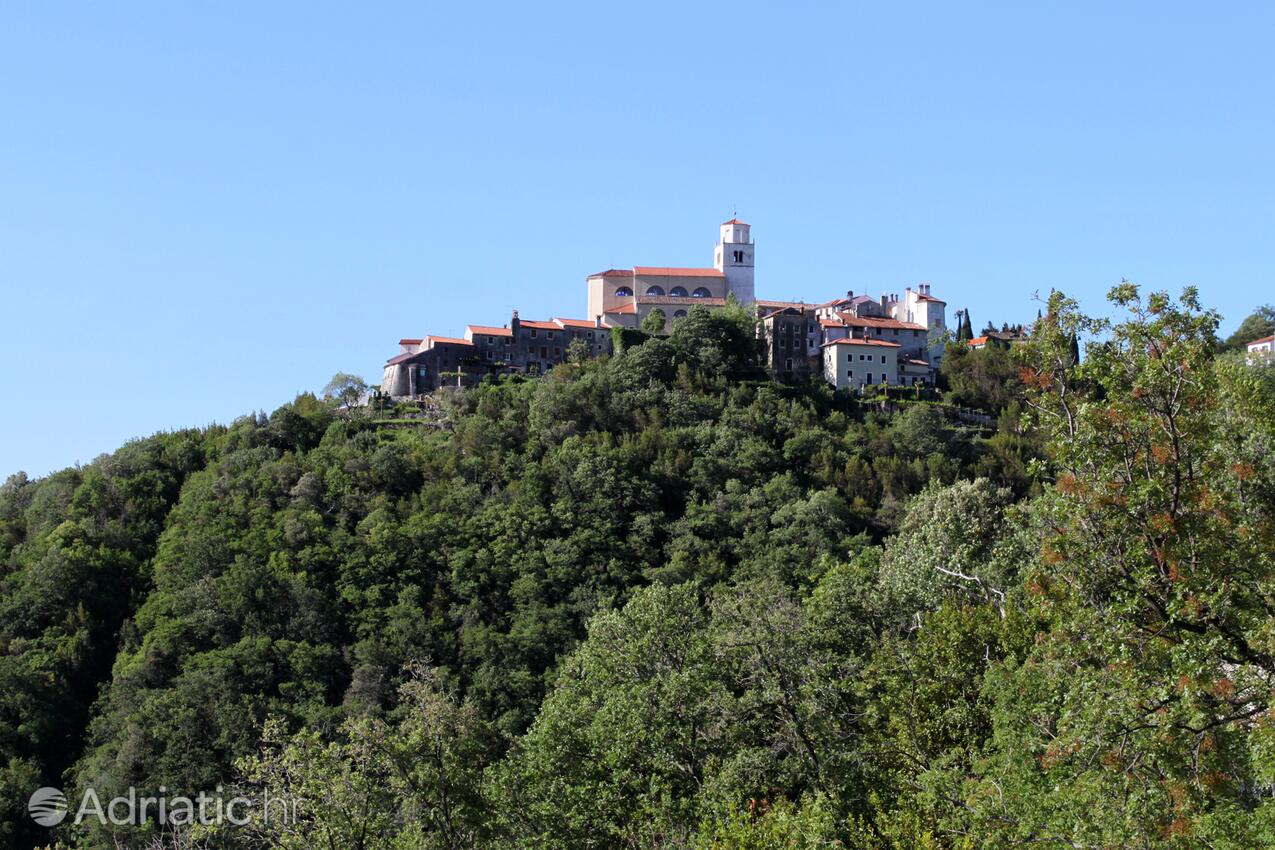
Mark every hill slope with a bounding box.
[4,293,1273,849]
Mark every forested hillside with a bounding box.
[2,291,1273,849]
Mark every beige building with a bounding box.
[821,338,901,391]
[586,219,757,328]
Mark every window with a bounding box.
[615,286,633,297]
[673,309,687,318]
[867,373,874,383]
[692,287,711,298]
[486,351,494,361]
[547,331,554,340]
[554,347,561,356]
[645,285,665,296]
[847,370,853,379]
[732,249,744,263]
[670,286,688,297]
[503,336,511,345]
[881,355,886,363]
[785,358,793,371]
[530,328,537,338]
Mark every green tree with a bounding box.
[566,336,590,363]
[227,665,493,850]
[641,307,668,334]
[939,344,1022,413]
[878,479,1031,616]
[1221,304,1275,351]
[955,285,1275,847]
[323,372,369,409]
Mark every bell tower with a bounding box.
[714,218,755,305]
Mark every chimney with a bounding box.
[511,310,520,336]
[595,315,602,328]
[846,289,854,298]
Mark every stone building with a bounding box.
[382,314,612,398]
[759,305,819,382]
[381,335,483,396]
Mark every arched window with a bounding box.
[614,286,633,297]
[645,285,665,296]
[692,287,711,298]
[673,309,688,319]
[669,286,688,297]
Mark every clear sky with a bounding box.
[2,2,1272,479]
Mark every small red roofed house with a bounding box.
[1247,334,1275,363]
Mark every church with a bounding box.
[382,218,950,397]
[585,219,756,328]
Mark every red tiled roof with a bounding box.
[398,338,422,345]
[834,313,926,331]
[819,318,848,328]
[822,338,902,348]
[427,335,471,347]
[968,336,989,346]
[903,358,931,367]
[756,300,809,310]
[468,325,513,337]
[761,305,811,319]
[589,268,634,278]
[816,297,854,308]
[721,218,749,226]
[638,295,726,306]
[633,266,724,278]
[555,317,598,329]
[917,294,946,304]
[1249,335,1275,346]
[605,303,637,314]
[518,320,560,330]
[385,351,418,365]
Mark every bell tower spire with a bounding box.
[714,217,755,305]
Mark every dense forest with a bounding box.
[2,289,1273,849]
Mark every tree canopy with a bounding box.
[1,291,1271,850]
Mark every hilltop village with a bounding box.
[383,219,959,397]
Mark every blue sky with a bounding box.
[2,2,1273,478]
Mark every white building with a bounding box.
[1248,334,1274,363]
[821,338,901,390]
[714,218,755,305]
[886,284,946,364]
[586,219,757,328]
